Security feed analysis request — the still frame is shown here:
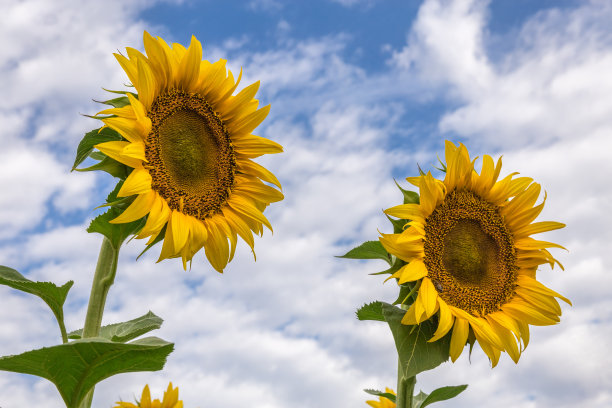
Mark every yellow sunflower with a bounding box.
[366,388,396,408]
[114,382,182,408]
[380,141,570,366]
[95,31,283,272]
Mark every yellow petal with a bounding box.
[397,260,428,284]
[429,299,454,342]
[513,221,565,239]
[204,218,230,272]
[486,317,520,363]
[228,195,273,232]
[136,57,157,110]
[449,318,469,362]
[101,116,144,143]
[384,203,425,222]
[111,190,155,224]
[516,275,572,305]
[419,277,438,318]
[227,105,270,136]
[95,141,144,168]
[114,53,138,88]
[178,35,202,91]
[234,180,284,203]
[137,193,171,239]
[118,167,152,197]
[233,134,284,157]
[141,385,151,407]
[237,159,282,190]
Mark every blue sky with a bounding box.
[1,0,611,407]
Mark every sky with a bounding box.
[0,0,611,406]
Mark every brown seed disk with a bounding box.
[423,189,518,316]
[145,89,236,220]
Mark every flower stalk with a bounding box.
[78,236,120,408]
[395,361,416,408]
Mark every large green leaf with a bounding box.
[337,241,391,264]
[68,311,163,343]
[381,303,450,379]
[0,266,72,342]
[72,127,123,171]
[356,301,385,322]
[418,385,468,408]
[0,337,173,408]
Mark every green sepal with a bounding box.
[364,389,396,403]
[72,127,123,171]
[381,302,450,379]
[136,224,166,260]
[102,88,138,98]
[394,180,420,204]
[93,96,130,108]
[417,385,468,408]
[87,209,145,250]
[336,241,392,265]
[393,282,417,306]
[68,311,163,343]
[434,155,447,173]
[356,301,385,322]
[0,266,72,343]
[369,255,404,276]
[386,213,408,234]
[0,337,174,408]
[74,155,129,179]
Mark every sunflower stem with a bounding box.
[396,359,416,408]
[78,237,120,408]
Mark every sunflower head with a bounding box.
[380,141,570,366]
[88,32,283,272]
[114,382,182,408]
[366,388,396,408]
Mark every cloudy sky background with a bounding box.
[0,0,610,406]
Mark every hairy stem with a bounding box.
[77,237,119,408]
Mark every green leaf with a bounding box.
[394,180,420,205]
[72,127,122,171]
[337,241,391,264]
[94,96,130,108]
[356,301,385,321]
[0,266,72,342]
[418,385,468,408]
[381,303,450,378]
[74,155,129,179]
[87,207,145,249]
[68,311,163,342]
[0,337,174,408]
[364,389,397,403]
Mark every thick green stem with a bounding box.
[396,360,416,408]
[78,237,119,408]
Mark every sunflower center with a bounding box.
[424,190,517,316]
[146,89,236,219]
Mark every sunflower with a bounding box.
[366,388,396,408]
[95,31,283,272]
[379,141,570,366]
[114,382,182,408]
